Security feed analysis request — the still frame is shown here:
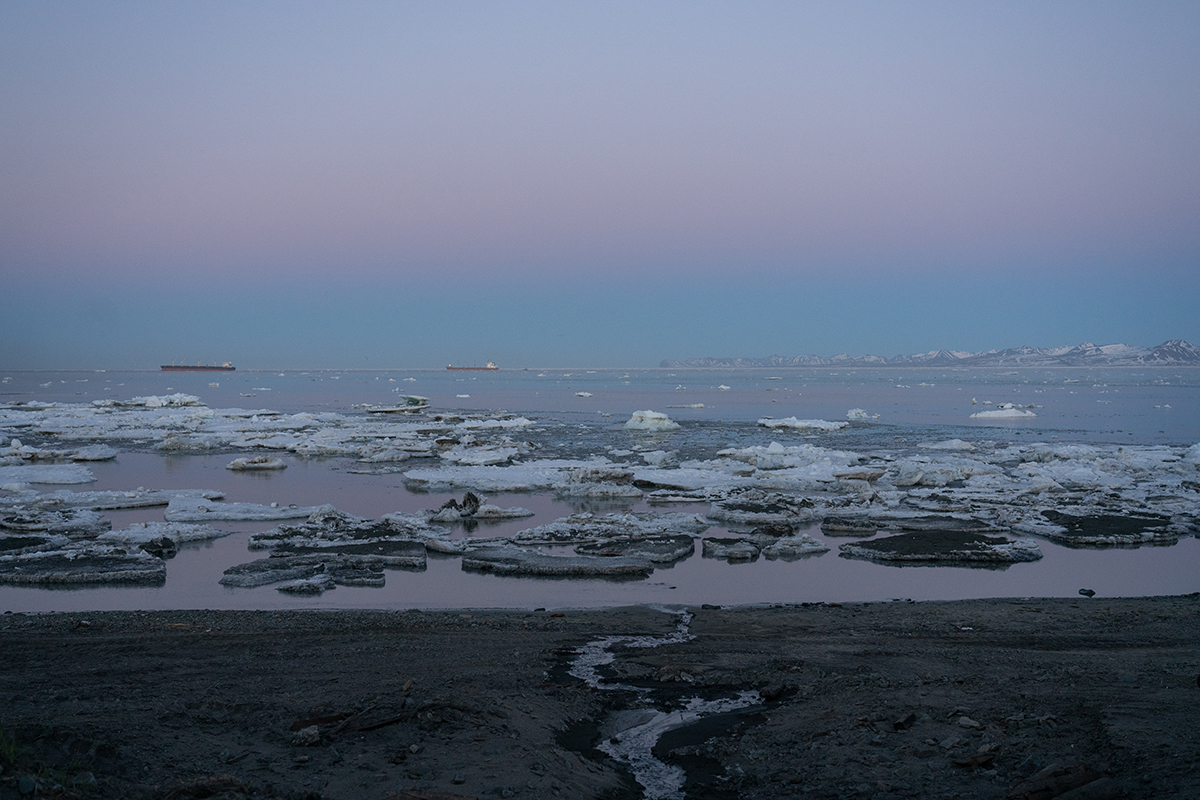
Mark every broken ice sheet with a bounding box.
[757,417,849,432]
[98,521,230,547]
[0,464,95,485]
[461,545,655,578]
[624,410,680,431]
[165,497,327,522]
[0,542,166,585]
[839,531,1042,565]
[0,488,224,512]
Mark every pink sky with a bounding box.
[2,2,1197,367]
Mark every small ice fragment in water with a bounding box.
[227,456,287,471]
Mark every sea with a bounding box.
[2,365,1198,612]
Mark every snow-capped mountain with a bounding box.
[661,340,1200,368]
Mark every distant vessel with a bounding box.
[161,362,236,372]
[447,362,498,371]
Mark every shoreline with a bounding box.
[4,594,1198,799]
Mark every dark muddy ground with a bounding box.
[1,596,1198,799]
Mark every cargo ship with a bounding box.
[161,362,236,372]
[446,362,498,371]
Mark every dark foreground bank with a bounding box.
[2,596,1198,800]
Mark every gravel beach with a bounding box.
[2,595,1199,799]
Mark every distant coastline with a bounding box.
[662,339,1200,369]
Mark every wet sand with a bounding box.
[2,595,1198,799]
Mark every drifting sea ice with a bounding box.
[226,456,287,470]
[624,410,680,431]
[970,403,1037,419]
[404,458,617,493]
[0,464,95,485]
[98,521,230,546]
[0,543,167,585]
[919,439,976,450]
[164,497,328,522]
[3,393,1200,592]
[0,488,223,512]
[757,417,849,432]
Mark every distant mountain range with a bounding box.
[661,340,1200,368]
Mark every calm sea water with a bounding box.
[6,365,1196,443]
[2,367,1198,611]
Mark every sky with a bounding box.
[2,1,1198,369]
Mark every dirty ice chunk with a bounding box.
[762,533,830,560]
[631,467,750,493]
[0,507,109,536]
[512,511,710,545]
[462,545,654,577]
[0,542,166,585]
[574,534,695,564]
[839,532,1042,564]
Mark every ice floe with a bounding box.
[462,546,654,577]
[624,410,680,431]
[404,458,616,493]
[757,417,849,432]
[220,553,399,592]
[226,456,287,470]
[1012,510,1184,547]
[4,439,120,463]
[839,532,1042,565]
[165,497,326,522]
[221,508,434,592]
[69,444,119,461]
[573,534,695,564]
[707,491,818,527]
[554,466,645,499]
[970,403,1037,419]
[0,488,223,512]
[1,507,110,537]
[426,492,534,523]
[129,393,205,407]
[510,511,710,546]
[920,439,976,451]
[98,521,230,547]
[0,542,167,585]
[0,465,95,485]
[0,395,531,464]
